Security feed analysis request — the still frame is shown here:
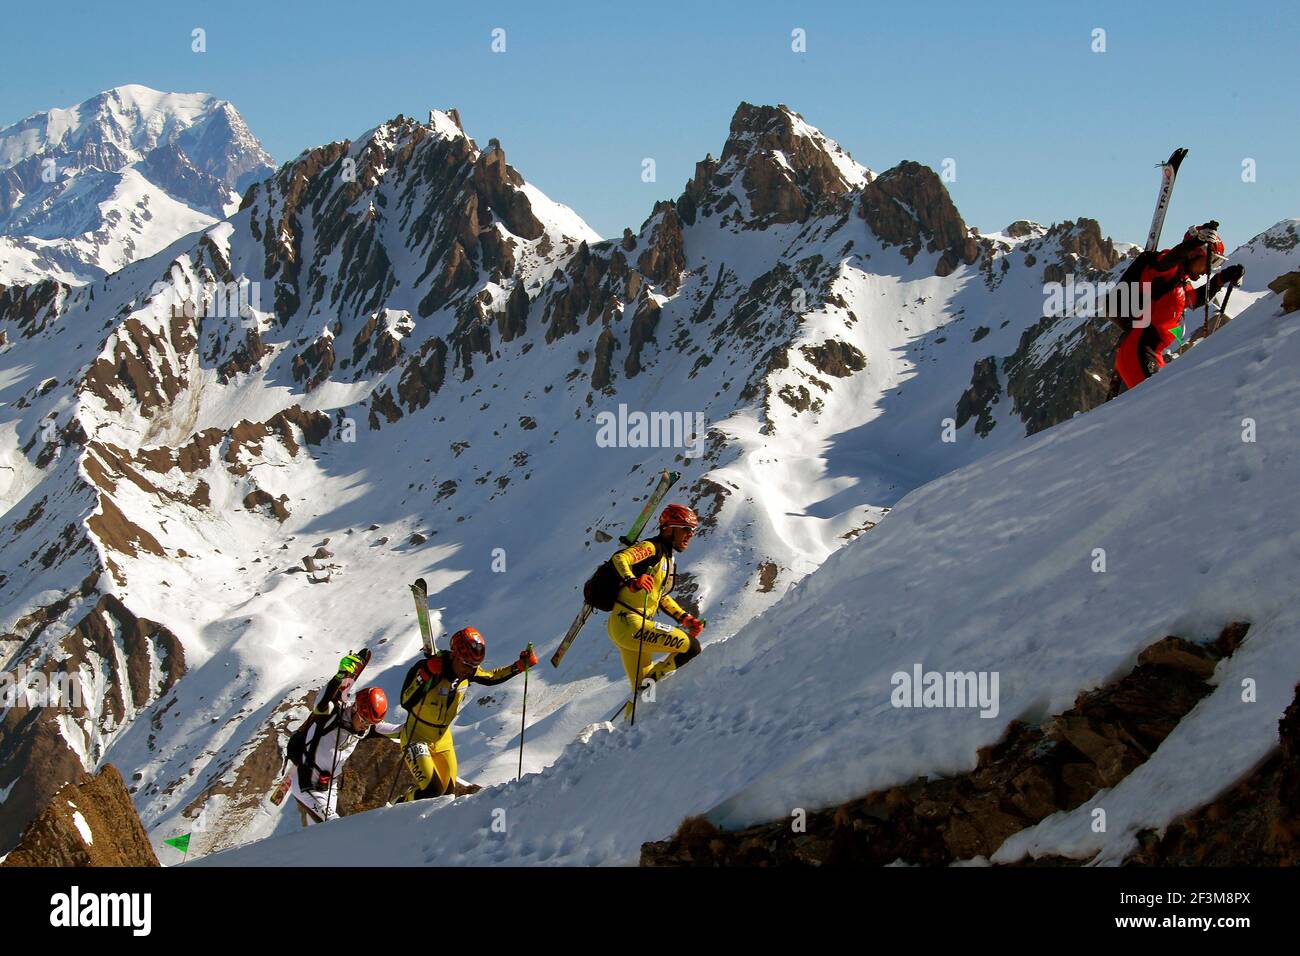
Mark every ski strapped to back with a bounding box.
[410,578,434,655]
[1146,147,1188,252]
[550,604,593,668]
[1098,147,1190,334]
[550,469,682,668]
[620,469,681,546]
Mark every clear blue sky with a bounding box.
[2,0,1294,247]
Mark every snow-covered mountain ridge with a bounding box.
[1,98,1296,861]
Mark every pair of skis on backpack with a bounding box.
[549,468,704,725]
[550,468,679,671]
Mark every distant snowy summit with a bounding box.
[0,84,275,285]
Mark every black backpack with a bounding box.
[583,537,671,612]
[286,723,309,767]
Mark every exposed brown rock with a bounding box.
[0,278,65,338]
[1128,679,1300,865]
[800,339,866,378]
[592,327,619,391]
[1268,271,1300,314]
[243,489,290,522]
[0,592,184,851]
[81,316,189,417]
[1039,220,1121,289]
[954,356,1001,437]
[859,161,977,271]
[471,139,544,241]
[339,737,410,815]
[178,698,299,850]
[719,103,862,226]
[368,387,403,429]
[636,204,687,295]
[397,336,449,413]
[1004,316,1119,437]
[2,765,159,867]
[498,280,530,342]
[623,295,662,378]
[641,622,1249,867]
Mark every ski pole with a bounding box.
[1209,280,1237,336]
[382,743,406,807]
[1204,242,1212,334]
[517,642,533,780]
[325,721,342,823]
[629,591,650,727]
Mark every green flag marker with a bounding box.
[164,834,191,853]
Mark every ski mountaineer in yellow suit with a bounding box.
[606,504,705,712]
[395,627,538,803]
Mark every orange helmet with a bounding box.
[450,627,486,666]
[353,687,387,724]
[658,504,698,532]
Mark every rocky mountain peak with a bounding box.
[859,160,979,275]
[677,102,871,227]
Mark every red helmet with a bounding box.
[353,687,387,724]
[659,504,698,533]
[1184,223,1227,268]
[450,627,486,667]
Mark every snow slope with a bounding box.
[203,281,1300,866]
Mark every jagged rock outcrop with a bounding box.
[1004,220,1043,239]
[1004,316,1119,436]
[624,295,662,378]
[0,588,186,851]
[2,765,159,867]
[1269,271,1300,314]
[1040,218,1120,283]
[955,357,1001,436]
[641,623,1249,866]
[1127,679,1300,865]
[636,203,687,294]
[0,279,66,337]
[720,103,865,226]
[859,161,978,274]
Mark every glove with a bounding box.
[418,654,442,683]
[680,615,704,639]
[628,573,655,593]
[516,645,539,671]
[337,652,364,676]
[1214,263,1245,289]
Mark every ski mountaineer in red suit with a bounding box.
[1112,222,1245,392]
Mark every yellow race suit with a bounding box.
[605,535,701,689]
[396,650,521,801]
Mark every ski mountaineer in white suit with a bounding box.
[287,653,402,825]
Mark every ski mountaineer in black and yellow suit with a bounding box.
[395,627,537,803]
[606,504,705,698]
